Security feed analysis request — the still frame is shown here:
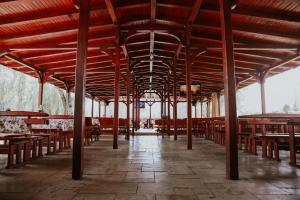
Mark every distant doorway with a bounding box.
[135,128,158,135]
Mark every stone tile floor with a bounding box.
[0,135,299,200]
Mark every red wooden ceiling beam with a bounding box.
[187,0,203,25]
[264,53,300,77]
[104,0,118,24]
[0,4,106,26]
[4,53,41,73]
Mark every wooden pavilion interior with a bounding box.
[0,0,300,199]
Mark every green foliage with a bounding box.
[282,104,291,113]
[0,65,66,114]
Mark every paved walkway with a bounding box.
[0,136,299,200]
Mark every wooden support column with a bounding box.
[217,92,221,116]
[113,47,121,149]
[126,59,130,140]
[132,79,135,135]
[135,89,139,130]
[104,101,107,117]
[173,59,178,140]
[137,96,140,129]
[219,0,239,180]
[149,104,152,121]
[185,40,192,150]
[65,85,71,115]
[259,72,266,114]
[200,101,203,118]
[37,72,45,112]
[194,101,197,118]
[167,79,171,133]
[99,101,101,117]
[91,97,94,117]
[72,0,90,180]
[163,87,167,118]
[212,93,220,117]
[160,92,163,119]
[206,96,210,118]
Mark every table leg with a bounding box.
[59,134,63,151]
[53,136,57,153]
[47,137,50,155]
[32,140,37,159]
[23,142,30,162]
[7,144,15,168]
[252,138,257,155]
[238,135,242,150]
[244,136,248,152]
[16,144,22,164]
[267,140,273,159]
[274,140,280,161]
[262,139,267,158]
[289,125,296,165]
[248,137,252,154]
[38,139,43,157]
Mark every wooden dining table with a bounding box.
[0,133,30,168]
[260,134,300,162]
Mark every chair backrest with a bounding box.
[99,117,114,128]
[119,118,128,127]
[85,117,92,126]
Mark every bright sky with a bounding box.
[235,66,300,114]
[2,64,300,117]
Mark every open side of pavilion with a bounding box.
[0,0,300,194]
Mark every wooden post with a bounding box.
[137,96,140,129]
[206,96,210,118]
[72,0,90,180]
[212,93,220,117]
[200,101,203,118]
[132,79,135,136]
[149,104,152,121]
[219,0,239,180]
[160,92,163,119]
[65,86,71,115]
[104,101,107,117]
[167,79,171,134]
[194,101,197,118]
[217,92,221,116]
[163,87,167,118]
[173,59,178,140]
[288,124,296,165]
[135,89,139,130]
[186,42,192,150]
[113,47,120,149]
[37,72,45,112]
[99,101,101,117]
[91,97,94,117]
[126,59,130,140]
[259,72,266,114]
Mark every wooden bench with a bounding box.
[0,134,28,168]
[99,117,114,135]
[98,117,128,136]
[260,134,300,163]
[0,134,45,168]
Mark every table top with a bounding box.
[239,113,300,119]
[0,133,27,139]
[260,134,300,139]
[0,111,49,117]
[48,115,73,119]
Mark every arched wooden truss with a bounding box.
[0,0,299,100]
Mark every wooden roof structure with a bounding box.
[1,0,300,181]
[1,0,300,100]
